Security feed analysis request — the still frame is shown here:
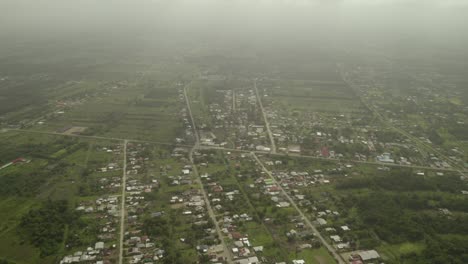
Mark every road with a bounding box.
[5,128,194,148]
[198,145,466,174]
[253,79,276,153]
[232,89,236,112]
[184,84,233,263]
[5,128,465,174]
[252,153,346,264]
[118,140,128,264]
[183,85,199,143]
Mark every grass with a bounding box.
[0,228,46,264]
[266,80,364,113]
[0,198,44,264]
[289,247,337,264]
[23,77,185,143]
[0,133,123,263]
[378,242,426,261]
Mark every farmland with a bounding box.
[0,131,124,264]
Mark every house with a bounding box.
[151,211,164,218]
[253,246,263,252]
[330,235,342,243]
[256,145,269,151]
[236,256,259,264]
[341,225,350,231]
[276,201,290,208]
[95,241,105,250]
[292,260,305,264]
[358,250,381,261]
[336,243,349,250]
[288,145,301,153]
[197,245,209,253]
[316,218,327,225]
[377,153,394,163]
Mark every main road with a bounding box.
[5,128,465,174]
[252,153,346,264]
[118,140,128,264]
[184,85,233,263]
[254,78,277,154]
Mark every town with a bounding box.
[0,1,467,263]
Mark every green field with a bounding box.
[0,132,123,263]
[266,79,364,113]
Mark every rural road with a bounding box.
[254,78,277,154]
[6,128,465,174]
[184,84,233,263]
[118,140,128,264]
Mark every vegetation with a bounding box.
[334,169,468,263]
[18,200,80,257]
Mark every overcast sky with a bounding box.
[1,0,467,57]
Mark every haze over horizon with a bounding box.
[1,0,467,54]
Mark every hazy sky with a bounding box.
[1,0,468,56]
[2,0,467,30]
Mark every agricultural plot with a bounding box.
[0,131,124,264]
[262,79,364,113]
[26,78,185,143]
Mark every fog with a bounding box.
[1,0,468,60]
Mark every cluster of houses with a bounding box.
[196,156,268,263]
[123,144,230,263]
[95,145,124,191]
[58,144,126,263]
[262,161,346,191]
[188,85,274,151]
[59,242,112,264]
[123,143,166,263]
[199,152,337,264]
[261,160,386,264]
[74,195,120,246]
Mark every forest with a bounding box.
[18,200,81,257]
[335,170,468,263]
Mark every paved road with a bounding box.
[118,140,128,264]
[252,153,346,264]
[184,84,233,263]
[253,79,276,153]
[189,147,233,263]
[198,145,466,174]
[6,128,465,174]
